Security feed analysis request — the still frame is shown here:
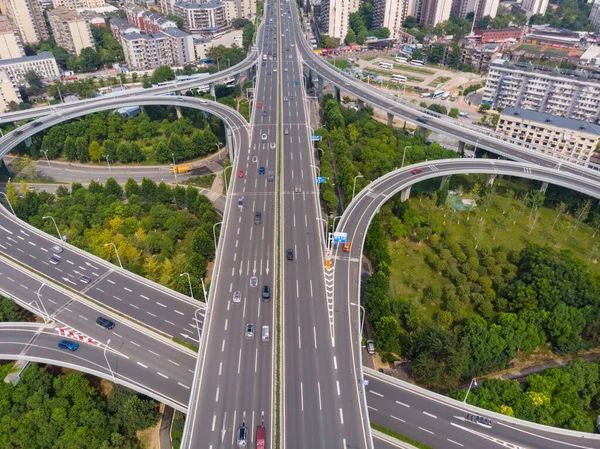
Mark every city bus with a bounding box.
[379,62,393,69]
[410,59,424,66]
[432,90,444,99]
[391,75,407,83]
[441,92,451,100]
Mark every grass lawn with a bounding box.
[184,174,215,189]
[518,44,541,52]
[428,76,450,87]
[363,56,376,61]
[392,64,436,75]
[388,176,600,321]
[331,59,349,69]
[544,47,568,55]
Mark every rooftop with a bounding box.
[47,7,85,21]
[501,107,600,135]
[0,14,15,33]
[162,27,190,38]
[491,58,600,82]
[0,51,56,66]
[175,1,224,9]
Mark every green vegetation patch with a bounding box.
[392,64,436,75]
[371,424,434,449]
[428,76,451,87]
[185,174,216,189]
[544,47,569,55]
[517,44,541,52]
[171,410,185,448]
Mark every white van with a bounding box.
[261,325,270,343]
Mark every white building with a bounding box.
[319,0,360,40]
[372,0,417,39]
[222,0,238,23]
[497,107,600,162]
[419,0,452,26]
[121,32,174,70]
[2,0,48,44]
[51,0,105,8]
[0,15,25,60]
[0,70,21,112]
[193,36,212,60]
[0,52,61,85]
[590,1,600,31]
[240,0,256,18]
[482,59,600,124]
[521,0,549,15]
[162,27,195,65]
[47,8,95,55]
[173,2,227,35]
[452,0,499,21]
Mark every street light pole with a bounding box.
[352,174,364,200]
[42,215,62,240]
[350,302,365,337]
[401,145,412,168]
[180,272,194,300]
[310,164,320,177]
[200,278,207,302]
[332,215,342,233]
[215,142,223,162]
[223,166,233,194]
[172,153,178,185]
[41,150,51,167]
[105,155,111,172]
[36,283,49,323]
[212,221,222,250]
[103,339,115,379]
[104,242,123,269]
[464,378,477,403]
[0,192,16,216]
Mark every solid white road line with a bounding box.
[391,415,405,423]
[418,427,434,435]
[423,411,437,419]
[396,401,410,408]
[370,390,384,397]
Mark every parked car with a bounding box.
[366,340,375,355]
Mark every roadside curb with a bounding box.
[372,429,419,449]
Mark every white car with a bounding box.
[262,133,267,141]
[269,142,276,150]
[233,291,241,303]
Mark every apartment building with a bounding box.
[193,36,211,60]
[319,0,360,40]
[460,43,501,72]
[240,0,256,19]
[521,0,549,15]
[47,8,95,55]
[0,70,21,112]
[482,59,600,124]
[51,0,105,9]
[372,0,417,39]
[452,0,499,21]
[419,0,452,26]
[222,0,238,24]
[497,107,600,162]
[0,52,61,85]
[162,27,195,65]
[109,18,139,41]
[589,1,600,31]
[0,15,25,60]
[173,2,227,35]
[121,32,173,70]
[2,0,48,44]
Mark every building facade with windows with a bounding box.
[173,2,227,35]
[419,0,452,26]
[0,52,61,84]
[47,8,95,55]
[318,0,360,40]
[521,0,549,15]
[0,15,25,60]
[2,0,48,44]
[162,27,195,65]
[0,70,21,112]
[496,107,600,162]
[372,0,417,40]
[121,32,174,70]
[482,59,600,124]
[590,1,600,31]
[51,0,105,8]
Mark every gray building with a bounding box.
[173,2,227,35]
[0,52,61,85]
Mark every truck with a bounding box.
[171,165,191,174]
[255,414,265,448]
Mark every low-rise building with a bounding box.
[52,0,105,8]
[497,107,600,161]
[47,8,95,55]
[460,43,501,72]
[78,10,106,27]
[0,15,25,60]
[0,70,21,112]
[474,27,524,43]
[0,52,61,85]
[173,2,227,35]
[141,11,177,33]
[193,36,212,60]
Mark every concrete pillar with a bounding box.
[440,175,449,190]
[226,127,234,161]
[458,141,465,154]
[540,182,549,193]
[419,126,427,137]
[486,174,497,187]
[233,73,240,85]
[387,113,394,127]
[357,99,364,109]
[210,82,216,99]
[24,137,32,148]
[335,86,340,102]
[317,74,324,96]
[140,105,145,114]
[175,106,183,119]
[400,186,411,202]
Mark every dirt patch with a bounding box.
[99,378,114,397]
[137,405,162,449]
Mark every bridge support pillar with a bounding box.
[226,127,234,161]
[24,137,32,148]
[317,74,324,96]
[458,141,465,155]
[540,182,549,193]
[233,73,240,85]
[440,175,450,190]
[419,126,427,137]
[387,113,394,127]
[486,174,497,187]
[335,86,340,102]
[400,186,411,202]
[357,99,364,109]
[175,106,183,119]
[210,82,216,99]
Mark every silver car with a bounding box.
[233,291,241,303]
[267,171,274,182]
[245,324,254,339]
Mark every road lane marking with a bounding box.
[148,350,159,356]
[140,295,149,300]
[423,411,437,419]
[300,382,304,411]
[77,315,88,320]
[418,427,434,435]
[317,382,322,410]
[339,408,344,425]
[168,359,179,366]
[113,296,122,301]
[447,439,463,447]
[178,382,190,390]
[107,279,115,284]
[147,311,156,317]
[224,319,228,331]
[313,327,317,349]
[130,341,140,347]
[215,387,220,402]
[165,320,175,326]
[157,372,168,379]
[391,415,406,423]
[137,362,148,368]
[298,326,301,349]
[156,302,167,307]
[336,381,340,395]
[396,401,410,408]
[96,288,105,293]
[130,303,139,309]
[370,390,384,397]
[237,348,242,374]
[333,356,337,370]
[368,406,378,412]
[124,287,132,292]
[174,309,184,315]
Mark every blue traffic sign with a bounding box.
[316,177,326,184]
[333,232,347,243]
[295,81,299,85]
[311,135,321,141]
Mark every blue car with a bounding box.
[294,81,299,85]
[58,339,79,351]
[259,166,265,175]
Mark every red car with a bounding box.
[257,101,263,108]
[412,169,423,175]
[238,169,244,178]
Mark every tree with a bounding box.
[449,108,459,119]
[151,66,175,84]
[166,13,184,29]
[345,28,357,45]
[356,29,368,45]
[22,71,45,97]
[403,16,417,29]
[426,44,446,64]
[242,22,255,50]
[231,18,250,29]
[375,316,401,354]
[80,47,101,71]
[88,141,102,162]
[105,177,123,197]
[140,177,157,201]
[319,35,338,49]
[120,395,159,431]
[124,178,140,197]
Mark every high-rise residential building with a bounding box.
[0,70,21,112]
[372,0,417,39]
[319,0,360,40]
[109,17,139,41]
[240,0,256,18]
[121,32,173,70]
[47,8,95,55]
[162,27,195,65]
[521,0,549,15]
[51,0,105,9]
[419,0,452,26]
[0,15,25,60]
[482,59,600,124]
[0,52,61,85]
[590,1,600,31]
[452,0,499,21]
[222,0,238,23]
[2,0,48,44]
[173,2,227,35]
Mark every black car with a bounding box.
[96,316,115,329]
[262,285,271,301]
[31,121,42,127]
[14,130,23,136]
[286,248,294,260]
[417,117,429,124]
[262,111,268,116]
[254,211,262,225]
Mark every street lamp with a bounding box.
[104,242,123,269]
[223,165,233,194]
[200,278,207,302]
[401,146,412,168]
[216,57,220,72]
[35,283,50,323]
[350,302,365,337]
[352,174,364,200]
[180,272,194,300]
[105,155,111,172]
[103,339,115,379]
[41,150,51,167]
[215,142,223,161]
[332,215,342,233]
[172,153,178,185]
[464,378,477,403]
[310,164,320,177]
[227,58,231,68]
[42,215,62,241]
[0,192,16,216]
[212,221,222,250]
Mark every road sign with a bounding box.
[333,232,347,243]
[295,81,299,85]
[316,177,326,184]
[311,135,321,141]
[362,379,370,386]
[61,235,67,241]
